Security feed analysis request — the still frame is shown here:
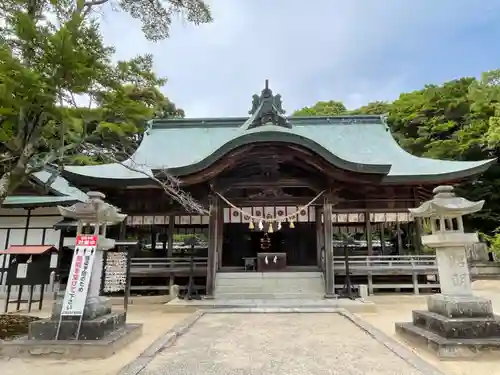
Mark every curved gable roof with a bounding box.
[62,115,495,185]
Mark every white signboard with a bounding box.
[60,235,97,316]
[104,252,127,292]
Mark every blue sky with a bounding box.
[99,0,500,117]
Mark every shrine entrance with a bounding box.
[220,222,317,270]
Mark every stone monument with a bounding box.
[395,185,500,359]
[0,192,142,359]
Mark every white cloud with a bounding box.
[97,0,500,117]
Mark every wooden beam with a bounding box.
[216,177,325,193]
[179,143,387,186]
[227,197,318,206]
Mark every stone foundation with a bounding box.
[396,294,500,359]
[51,296,112,320]
[0,324,142,359]
[0,296,142,358]
[29,312,126,340]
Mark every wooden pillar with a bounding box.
[119,220,127,240]
[323,196,335,297]
[216,199,224,271]
[396,219,403,254]
[380,222,386,255]
[365,211,373,256]
[23,209,32,245]
[167,215,175,256]
[315,206,324,269]
[167,215,175,292]
[206,197,218,297]
[414,217,423,254]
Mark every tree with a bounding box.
[0,0,208,213]
[349,101,391,115]
[291,74,500,235]
[293,100,347,116]
[468,69,500,148]
[82,0,212,41]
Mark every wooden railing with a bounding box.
[128,255,440,295]
[130,256,208,276]
[333,255,437,273]
[332,255,439,295]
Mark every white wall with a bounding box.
[0,207,64,300]
[0,207,63,250]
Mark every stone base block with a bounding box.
[412,310,500,339]
[0,324,142,359]
[396,322,500,359]
[28,312,126,340]
[51,296,112,320]
[427,294,493,318]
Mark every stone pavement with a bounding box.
[121,309,444,375]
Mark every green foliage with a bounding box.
[294,71,500,236]
[293,100,347,116]
[349,101,391,115]
[0,0,200,202]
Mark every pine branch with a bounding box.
[81,143,208,214]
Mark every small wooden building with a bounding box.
[58,82,494,296]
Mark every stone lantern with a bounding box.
[410,185,483,297]
[5,192,143,359]
[396,185,500,359]
[54,191,127,316]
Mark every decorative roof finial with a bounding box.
[245,80,291,129]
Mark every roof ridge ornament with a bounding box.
[245,80,291,129]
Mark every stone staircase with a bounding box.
[214,272,325,299]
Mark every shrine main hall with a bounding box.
[0,82,494,297]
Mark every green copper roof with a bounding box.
[2,195,79,208]
[32,170,88,201]
[63,116,494,184]
[62,83,495,184]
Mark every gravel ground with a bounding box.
[0,306,189,375]
[140,313,429,375]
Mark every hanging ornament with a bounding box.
[277,221,282,231]
[249,220,254,230]
[268,222,274,233]
[258,220,264,231]
[289,218,295,229]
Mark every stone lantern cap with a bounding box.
[57,191,127,225]
[409,185,484,218]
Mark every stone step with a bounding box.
[215,279,324,287]
[215,286,323,293]
[216,283,323,292]
[214,292,326,299]
[214,272,325,300]
[217,272,323,279]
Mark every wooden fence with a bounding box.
[332,255,439,295]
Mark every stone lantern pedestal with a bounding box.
[396,186,500,359]
[0,192,142,359]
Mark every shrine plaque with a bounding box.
[257,252,287,272]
